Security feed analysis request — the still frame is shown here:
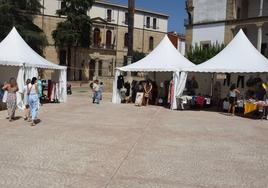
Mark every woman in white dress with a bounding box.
[23,79,31,121]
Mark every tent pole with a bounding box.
[210,73,214,97]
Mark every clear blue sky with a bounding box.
[108,0,187,34]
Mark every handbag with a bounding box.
[2,91,7,103]
[144,93,149,98]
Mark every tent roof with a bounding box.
[117,35,194,72]
[0,27,65,70]
[183,29,268,73]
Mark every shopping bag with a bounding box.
[2,91,7,103]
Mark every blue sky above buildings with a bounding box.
[108,0,187,34]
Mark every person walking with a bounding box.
[2,77,18,122]
[28,77,39,126]
[228,83,240,116]
[23,79,31,121]
[92,80,100,104]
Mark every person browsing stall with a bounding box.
[228,83,240,116]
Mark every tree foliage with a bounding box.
[187,43,225,65]
[133,50,146,62]
[0,0,48,55]
[52,0,94,49]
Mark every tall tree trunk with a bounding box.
[67,46,71,81]
[127,0,135,63]
[74,47,77,81]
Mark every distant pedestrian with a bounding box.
[92,80,100,104]
[99,82,104,100]
[2,77,18,122]
[28,77,40,126]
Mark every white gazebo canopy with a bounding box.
[0,27,67,107]
[113,35,195,109]
[183,29,268,73]
[0,27,64,70]
[118,35,194,72]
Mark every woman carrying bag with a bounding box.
[28,77,40,126]
[2,78,18,122]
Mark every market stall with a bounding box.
[0,27,67,110]
[112,35,195,109]
[182,29,268,117]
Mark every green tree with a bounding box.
[133,50,146,62]
[187,43,225,65]
[52,0,94,80]
[0,0,48,55]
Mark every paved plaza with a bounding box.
[0,90,268,188]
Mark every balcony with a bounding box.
[91,43,116,51]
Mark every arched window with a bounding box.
[124,33,128,47]
[106,30,112,48]
[107,9,112,22]
[149,36,154,50]
[93,28,101,47]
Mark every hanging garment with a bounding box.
[196,96,205,107]
[47,80,52,101]
[124,82,131,97]
[223,73,231,86]
[37,80,42,97]
[168,80,174,104]
[50,83,55,102]
[117,75,124,90]
[237,75,245,88]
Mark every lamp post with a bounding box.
[127,0,135,78]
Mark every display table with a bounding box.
[244,102,258,114]
[243,101,268,119]
[177,95,211,110]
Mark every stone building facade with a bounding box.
[35,0,168,82]
[185,0,268,56]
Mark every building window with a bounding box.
[60,1,66,10]
[98,60,103,76]
[153,18,157,29]
[146,17,150,28]
[261,43,267,55]
[242,28,247,36]
[237,7,241,19]
[106,30,112,48]
[125,12,129,24]
[59,1,66,16]
[124,33,128,47]
[149,36,154,50]
[93,28,101,47]
[107,9,112,22]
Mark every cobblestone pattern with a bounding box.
[0,92,268,188]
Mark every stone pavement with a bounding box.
[0,91,268,188]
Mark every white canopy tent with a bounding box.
[112,35,195,109]
[0,27,67,109]
[183,30,268,73]
[181,29,268,99]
